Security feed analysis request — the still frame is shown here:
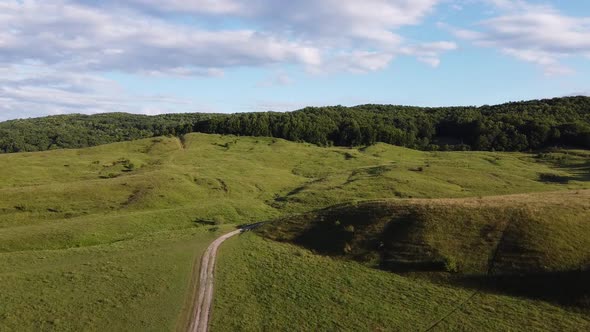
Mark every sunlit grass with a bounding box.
[213,233,590,331]
[0,133,588,330]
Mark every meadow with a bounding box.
[212,232,589,331]
[0,133,589,330]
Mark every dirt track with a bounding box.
[188,229,241,332]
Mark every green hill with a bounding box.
[260,191,590,273]
[213,231,590,331]
[258,191,590,304]
[2,96,590,153]
[0,133,588,330]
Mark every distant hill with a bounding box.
[1,96,589,153]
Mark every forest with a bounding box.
[1,96,589,153]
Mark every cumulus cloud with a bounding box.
[0,0,455,119]
[447,0,590,75]
[121,0,440,47]
[0,1,323,74]
[0,0,450,75]
[126,0,246,15]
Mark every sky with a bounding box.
[0,0,589,121]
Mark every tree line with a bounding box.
[0,112,215,153]
[1,96,589,153]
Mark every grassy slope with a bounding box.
[0,133,589,330]
[229,190,590,330]
[0,229,224,331]
[212,233,590,332]
[259,191,590,276]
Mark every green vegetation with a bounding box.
[0,112,216,153]
[258,191,590,302]
[200,96,590,151]
[2,96,590,153]
[0,228,227,331]
[260,191,590,274]
[212,232,590,331]
[0,133,588,330]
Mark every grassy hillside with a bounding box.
[0,133,589,330]
[259,191,590,274]
[212,232,590,331]
[0,228,230,331]
[256,191,590,310]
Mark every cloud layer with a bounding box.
[0,0,454,75]
[0,0,461,119]
[0,0,588,120]
[449,0,590,75]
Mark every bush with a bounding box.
[213,215,226,225]
[444,258,459,273]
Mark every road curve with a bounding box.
[189,229,242,332]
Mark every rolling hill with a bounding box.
[0,133,589,330]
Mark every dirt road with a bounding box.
[188,229,241,332]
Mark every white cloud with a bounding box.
[0,1,324,74]
[123,0,440,47]
[447,0,590,75]
[0,0,453,76]
[127,0,246,15]
[319,51,395,74]
[0,0,456,119]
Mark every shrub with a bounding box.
[444,258,459,273]
[213,215,226,225]
[539,173,570,184]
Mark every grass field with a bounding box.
[212,233,590,331]
[1,133,589,330]
[259,190,590,275]
[0,227,227,331]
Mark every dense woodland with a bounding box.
[0,113,215,153]
[1,96,589,153]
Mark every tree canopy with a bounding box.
[1,96,589,153]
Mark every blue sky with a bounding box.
[0,0,589,120]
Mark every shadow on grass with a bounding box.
[538,173,571,184]
[538,156,590,183]
[259,200,590,310]
[561,161,590,182]
[452,270,590,309]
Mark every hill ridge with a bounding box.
[2,96,589,153]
